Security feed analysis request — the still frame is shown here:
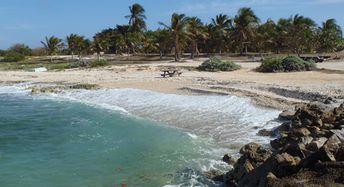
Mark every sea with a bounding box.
[0,84,281,187]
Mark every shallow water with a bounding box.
[0,85,281,186]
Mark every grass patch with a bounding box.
[198,57,241,72]
[257,56,316,72]
[70,60,110,69]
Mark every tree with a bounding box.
[66,34,87,60]
[232,7,260,55]
[255,19,277,53]
[288,15,317,55]
[92,37,109,61]
[188,17,208,58]
[318,19,343,56]
[125,3,147,32]
[159,13,190,61]
[41,36,64,62]
[210,14,232,54]
[9,44,32,56]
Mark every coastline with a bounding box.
[1,59,343,110]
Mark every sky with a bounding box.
[0,0,343,49]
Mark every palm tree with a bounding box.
[125,3,146,32]
[159,13,190,61]
[275,18,292,53]
[232,7,260,55]
[210,14,232,54]
[92,38,109,61]
[188,17,208,58]
[41,36,64,62]
[318,19,343,56]
[66,34,86,60]
[288,15,317,55]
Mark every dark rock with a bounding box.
[257,129,273,137]
[306,137,328,152]
[223,154,236,165]
[336,145,344,161]
[318,146,336,162]
[203,169,225,182]
[292,128,311,137]
[278,110,295,120]
[239,142,260,156]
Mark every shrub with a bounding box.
[2,52,25,62]
[89,60,109,68]
[69,60,109,69]
[198,57,241,72]
[257,56,316,72]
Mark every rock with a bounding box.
[69,84,99,90]
[335,145,344,161]
[318,146,336,162]
[278,110,295,120]
[273,122,292,134]
[275,153,298,166]
[257,129,273,137]
[306,137,328,152]
[325,134,341,151]
[266,172,278,187]
[203,169,225,182]
[324,97,335,104]
[292,128,311,137]
[300,136,313,145]
[239,142,261,156]
[323,123,334,129]
[313,118,323,127]
[223,154,236,165]
[331,129,344,143]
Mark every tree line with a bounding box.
[1,3,343,62]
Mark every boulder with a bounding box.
[239,143,261,156]
[223,154,236,165]
[335,145,344,161]
[306,137,328,152]
[275,153,299,166]
[203,169,225,182]
[278,110,295,120]
[257,129,273,137]
[292,128,311,137]
[318,146,336,162]
[331,129,344,143]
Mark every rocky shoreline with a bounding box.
[214,102,344,187]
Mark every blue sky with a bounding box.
[0,0,343,49]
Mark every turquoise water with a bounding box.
[0,93,224,187]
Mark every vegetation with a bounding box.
[198,57,241,72]
[2,51,26,62]
[41,36,64,62]
[70,60,109,69]
[0,3,343,65]
[257,56,316,72]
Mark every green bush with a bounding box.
[257,56,316,72]
[89,60,109,68]
[198,57,241,72]
[69,60,109,69]
[2,52,25,62]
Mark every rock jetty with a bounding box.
[222,102,344,187]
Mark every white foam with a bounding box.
[48,88,281,146]
[0,85,281,147]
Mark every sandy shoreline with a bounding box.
[1,59,344,110]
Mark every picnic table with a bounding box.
[160,70,182,78]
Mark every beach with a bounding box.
[1,58,343,110]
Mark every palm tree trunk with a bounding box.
[174,34,179,62]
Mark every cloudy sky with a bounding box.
[0,0,343,49]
